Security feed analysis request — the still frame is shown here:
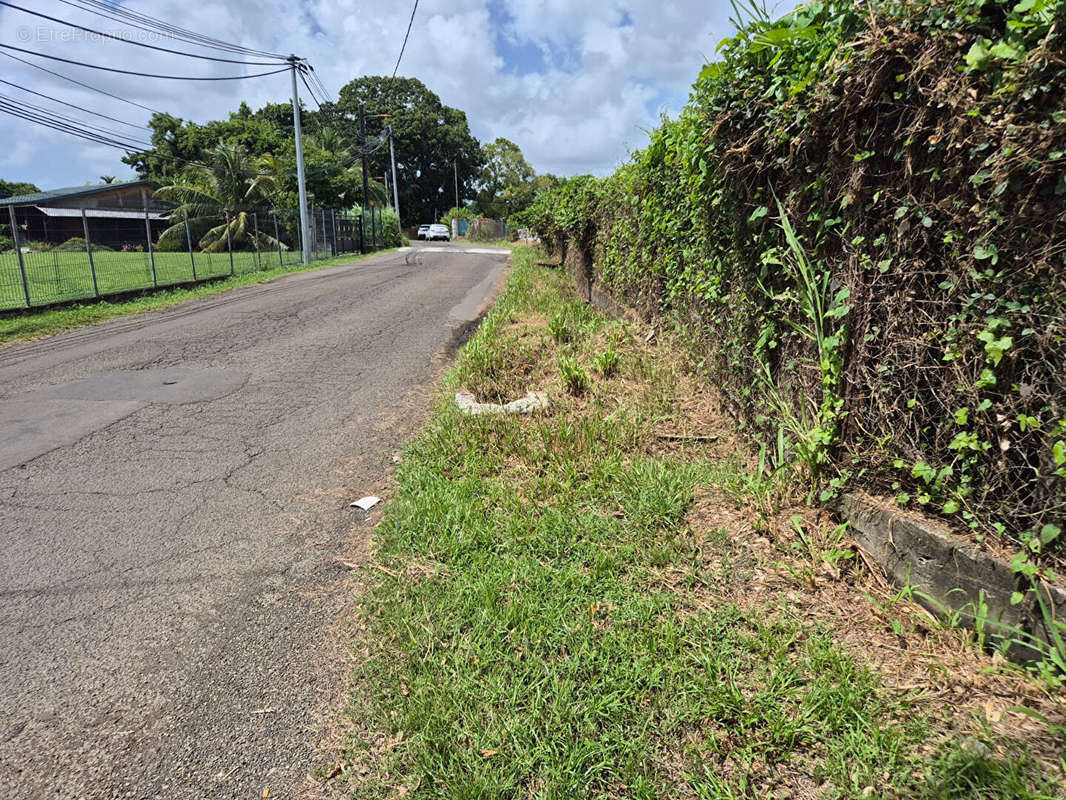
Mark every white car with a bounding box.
[417,224,431,240]
[427,224,450,241]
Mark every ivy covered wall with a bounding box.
[516,0,1066,555]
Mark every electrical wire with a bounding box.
[392,0,419,78]
[312,71,330,100]
[0,100,147,151]
[298,69,324,111]
[306,64,331,102]
[0,90,153,144]
[0,3,287,66]
[0,101,298,178]
[0,43,291,81]
[0,76,147,130]
[298,61,330,104]
[55,0,290,60]
[0,50,165,115]
[0,97,388,180]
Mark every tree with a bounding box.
[476,138,535,219]
[119,78,495,225]
[332,77,483,227]
[123,104,360,209]
[154,141,284,252]
[0,179,41,199]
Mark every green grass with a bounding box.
[341,247,1064,799]
[0,247,314,310]
[0,248,393,346]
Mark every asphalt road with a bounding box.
[0,245,508,798]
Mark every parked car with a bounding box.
[417,224,431,240]
[428,223,450,241]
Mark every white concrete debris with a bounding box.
[455,391,550,416]
[350,496,381,510]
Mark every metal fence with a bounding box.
[0,202,386,311]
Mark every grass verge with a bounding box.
[338,247,1065,798]
[0,248,395,347]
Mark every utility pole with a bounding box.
[453,160,459,210]
[388,127,400,221]
[288,55,311,265]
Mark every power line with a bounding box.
[0,100,148,151]
[307,64,331,102]
[0,76,147,130]
[0,50,165,115]
[0,3,287,66]
[0,91,153,147]
[0,43,291,81]
[56,0,289,60]
[393,0,419,78]
[0,96,389,180]
[298,69,324,111]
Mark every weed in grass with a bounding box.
[558,354,590,396]
[548,310,571,343]
[456,316,551,402]
[595,341,620,378]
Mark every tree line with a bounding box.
[119,76,553,228]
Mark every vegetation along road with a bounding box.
[0,244,507,797]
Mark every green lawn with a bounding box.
[337,246,1065,799]
[0,247,392,346]
[0,246,327,310]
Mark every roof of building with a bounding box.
[0,179,156,207]
[35,206,167,220]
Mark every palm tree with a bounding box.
[154,141,284,252]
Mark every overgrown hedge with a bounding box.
[516,0,1066,554]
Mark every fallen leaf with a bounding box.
[480,749,498,758]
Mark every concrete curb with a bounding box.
[840,493,1066,662]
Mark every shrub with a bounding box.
[153,232,186,252]
[380,208,403,248]
[52,237,112,252]
[523,0,1066,550]
[440,206,476,230]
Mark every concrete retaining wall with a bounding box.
[841,493,1066,661]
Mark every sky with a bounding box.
[0,0,742,191]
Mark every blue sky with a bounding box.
[0,1,741,190]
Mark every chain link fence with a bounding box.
[0,203,386,311]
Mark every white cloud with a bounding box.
[0,0,738,189]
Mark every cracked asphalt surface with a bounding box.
[0,245,508,798]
